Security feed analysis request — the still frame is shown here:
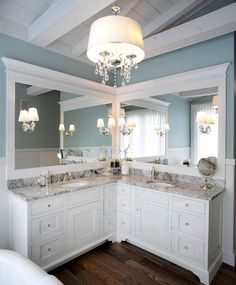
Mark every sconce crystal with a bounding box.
[18,107,39,132]
[97,117,115,136]
[155,123,170,136]
[59,123,75,136]
[196,111,214,134]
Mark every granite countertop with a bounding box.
[8,175,224,202]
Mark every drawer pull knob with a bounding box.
[108,222,111,225]
[48,204,51,208]
[184,246,189,250]
[121,204,126,207]
[121,222,125,225]
[48,247,51,252]
[136,208,140,211]
[185,222,189,226]
[185,203,189,207]
[48,224,51,227]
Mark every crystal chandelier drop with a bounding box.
[87,5,145,87]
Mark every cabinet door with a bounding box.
[135,200,169,250]
[67,201,101,251]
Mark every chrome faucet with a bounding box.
[62,172,73,183]
[150,167,158,181]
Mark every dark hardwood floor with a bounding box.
[50,242,236,285]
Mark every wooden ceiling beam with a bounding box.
[29,0,116,47]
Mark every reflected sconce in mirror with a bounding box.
[18,107,39,133]
[155,123,170,137]
[118,108,136,136]
[59,123,75,136]
[212,95,219,110]
[196,111,214,135]
[97,117,115,136]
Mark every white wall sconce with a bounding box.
[97,117,115,135]
[59,123,75,136]
[118,108,136,136]
[196,111,214,134]
[155,123,170,136]
[18,107,39,132]
[118,117,136,136]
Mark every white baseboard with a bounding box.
[223,252,235,267]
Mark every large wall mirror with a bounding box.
[15,83,112,169]
[120,88,218,166]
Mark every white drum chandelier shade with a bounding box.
[87,11,145,86]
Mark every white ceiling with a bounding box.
[0,0,234,67]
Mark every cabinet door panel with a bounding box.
[67,201,101,251]
[135,201,169,249]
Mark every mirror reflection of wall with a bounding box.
[15,84,112,169]
[15,83,60,169]
[63,102,112,162]
[122,88,218,166]
[120,105,168,158]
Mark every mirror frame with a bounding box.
[2,57,115,179]
[2,57,230,180]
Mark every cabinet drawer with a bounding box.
[135,188,169,206]
[31,235,65,267]
[104,196,117,215]
[67,187,102,207]
[117,196,131,214]
[172,211,205,239]
[31,212,64,242]
[30,197,64,216]
[103,184,117,196]
[172,197,206,215]
[117,184,131,196]
[103,214,116,235]
[117,212,131,234]
[171,233,205,264]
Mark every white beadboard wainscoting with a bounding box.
[0,157,9,248]
[167,147,191,165]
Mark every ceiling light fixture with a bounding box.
[87,5,145,87]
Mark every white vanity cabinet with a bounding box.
[66,187,102,252]
[9,181,222,284]
[116,185,222,285]
[134,188,170,250]
[9,185,115,270]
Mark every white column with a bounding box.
[112,97,120,159]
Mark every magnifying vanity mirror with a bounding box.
[15,82,112,170]
[198,157,216,190]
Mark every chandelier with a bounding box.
[87,5,145,87]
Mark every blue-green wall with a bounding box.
[0,33,109,157]
[126,34,234,158]
[0,33,235,158]
[64,105,111,148]
[15,83,60,149]
[157,95,191,148]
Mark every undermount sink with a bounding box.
[60,181,89,188]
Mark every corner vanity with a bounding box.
[8,175,223,285]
